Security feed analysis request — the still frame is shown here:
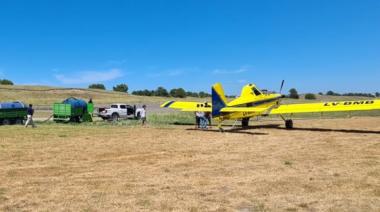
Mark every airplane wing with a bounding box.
[270,100,380,114]
[161,101,212,112]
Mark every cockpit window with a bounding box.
[252,87,262,96]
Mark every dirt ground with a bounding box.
[0,117,379,211]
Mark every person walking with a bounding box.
[25,104,36,128]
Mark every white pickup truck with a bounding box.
[98,103,144,121]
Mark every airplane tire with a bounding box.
[285,119,293,129]
[242,118,250,128]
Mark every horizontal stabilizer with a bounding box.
[161,101,212,112]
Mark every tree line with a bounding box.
[288,88,380,100]
[88,83,212,98]
[131,87,212,98]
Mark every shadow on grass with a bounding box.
[175,122,380,135]
[185,128,268,136]
[253,124,380,134]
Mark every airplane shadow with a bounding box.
[180,123,380,135]
[253,124,380,134]
[185,128,268,136]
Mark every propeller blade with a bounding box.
[279,80,285,94]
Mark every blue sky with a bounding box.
[0,0,379,95]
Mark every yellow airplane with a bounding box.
[161,82,380,131]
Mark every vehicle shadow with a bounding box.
[253,124,380,134]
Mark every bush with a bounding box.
[155,87,169,97]
[305,93,316,100]
[376,92,380,97]
[113,83,128,93]
[326,90,340,96]
[89,84,106,90]
[0,79,14,85]
[170,88,186,98]
[288,88,299,99]
[318,92,324,95]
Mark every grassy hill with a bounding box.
[1,85,379,119]
[1,84,377,106]
[0,85,203,106]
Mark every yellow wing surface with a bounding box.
[270,100,380,114]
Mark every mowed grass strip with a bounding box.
[0,117,379,211]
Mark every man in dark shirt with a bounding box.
[25,104,36,128]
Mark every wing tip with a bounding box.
[161,101,175,108]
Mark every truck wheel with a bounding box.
[112,113,119,121]
[136,112,141,120]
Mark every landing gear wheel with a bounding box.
[285,119,293,129]
[242,118,250,128]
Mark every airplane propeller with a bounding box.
[279,80,285,94]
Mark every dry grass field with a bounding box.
[0,117,379,211]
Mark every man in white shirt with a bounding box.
[141,105,147,126]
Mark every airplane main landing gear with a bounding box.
[242,118,250,128]
[285,119,293,129]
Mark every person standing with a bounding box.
[141,105,147,126]
[195,111,204,128]
[205,112,212,129]
[25,104,36,128]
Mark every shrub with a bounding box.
[155,87,169,97]
[288,88,299,99]
[326,90,340,96]
[113,83,128,93]
[170,88,186,98]
[0,79,14,85]
[305,93,316,100]
[89,83,106,90]
[376,92,380,97]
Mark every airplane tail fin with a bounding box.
[212,83,228,117]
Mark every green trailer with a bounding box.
[53,98,94,122]
[0,102,27,125]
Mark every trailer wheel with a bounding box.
[2,119,10,125]
[15,119,23,125]
[112,113,119,122]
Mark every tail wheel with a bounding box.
[285,119,293,129]
[242,118,250,128]
[112,113,119,121]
